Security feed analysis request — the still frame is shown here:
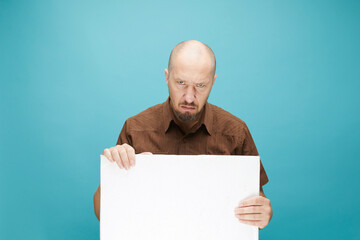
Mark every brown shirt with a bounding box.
[117,98,269,186]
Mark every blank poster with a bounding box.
[100,154,259,240]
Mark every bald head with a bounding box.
[168,40,216,77]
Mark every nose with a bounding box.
[184,86,196,103]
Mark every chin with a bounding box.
[175,110,199,122]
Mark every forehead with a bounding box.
[170,56,213,82]
[171,70,212,84]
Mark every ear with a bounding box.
[212,74,217,85]
[165,69,169,85]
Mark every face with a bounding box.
[165,55,217,122]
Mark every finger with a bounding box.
[140,152,153,155]
[111,149,124,169]
[238,196,265,207]
[238,219,261,227]
[118,146,130,170]
[103,149,113,162]
[235,206,262,215]
[124,144,136,167]
[236,213,262,221]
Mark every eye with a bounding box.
[177,81,185,85]
[196,83,205,88]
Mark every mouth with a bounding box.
[180,105,196,112]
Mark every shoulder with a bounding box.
[125,102,164,131]
[208,103,250,136]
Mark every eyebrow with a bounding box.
[174,78,209,84]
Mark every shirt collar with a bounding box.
[162,97,213,136]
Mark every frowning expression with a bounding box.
[165,57,217,122]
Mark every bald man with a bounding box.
[93,40,273,229]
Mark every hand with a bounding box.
[102,144,152,170]
[234,196,273,229]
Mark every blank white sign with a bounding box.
[100,154,259,240]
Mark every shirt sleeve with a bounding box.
[237,122,269,187]
[116,120,132,146]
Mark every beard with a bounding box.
[169,94,209,122]
[174,109,201,122]
[173,101,201,122]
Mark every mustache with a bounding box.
[180,102,197,107]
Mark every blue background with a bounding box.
[1,0,359,239]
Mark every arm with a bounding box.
[260,186,266,197]
[233,123,272,228]
[93,185,101,221]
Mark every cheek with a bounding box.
[169,87,182,103]
[197,92,210,105]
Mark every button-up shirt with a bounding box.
[117,98,269,186]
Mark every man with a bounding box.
[93,40,273,229]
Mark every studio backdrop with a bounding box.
[1,0,359,239]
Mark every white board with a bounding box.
[100,154,259,240]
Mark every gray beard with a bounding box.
[174,110,200,122]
